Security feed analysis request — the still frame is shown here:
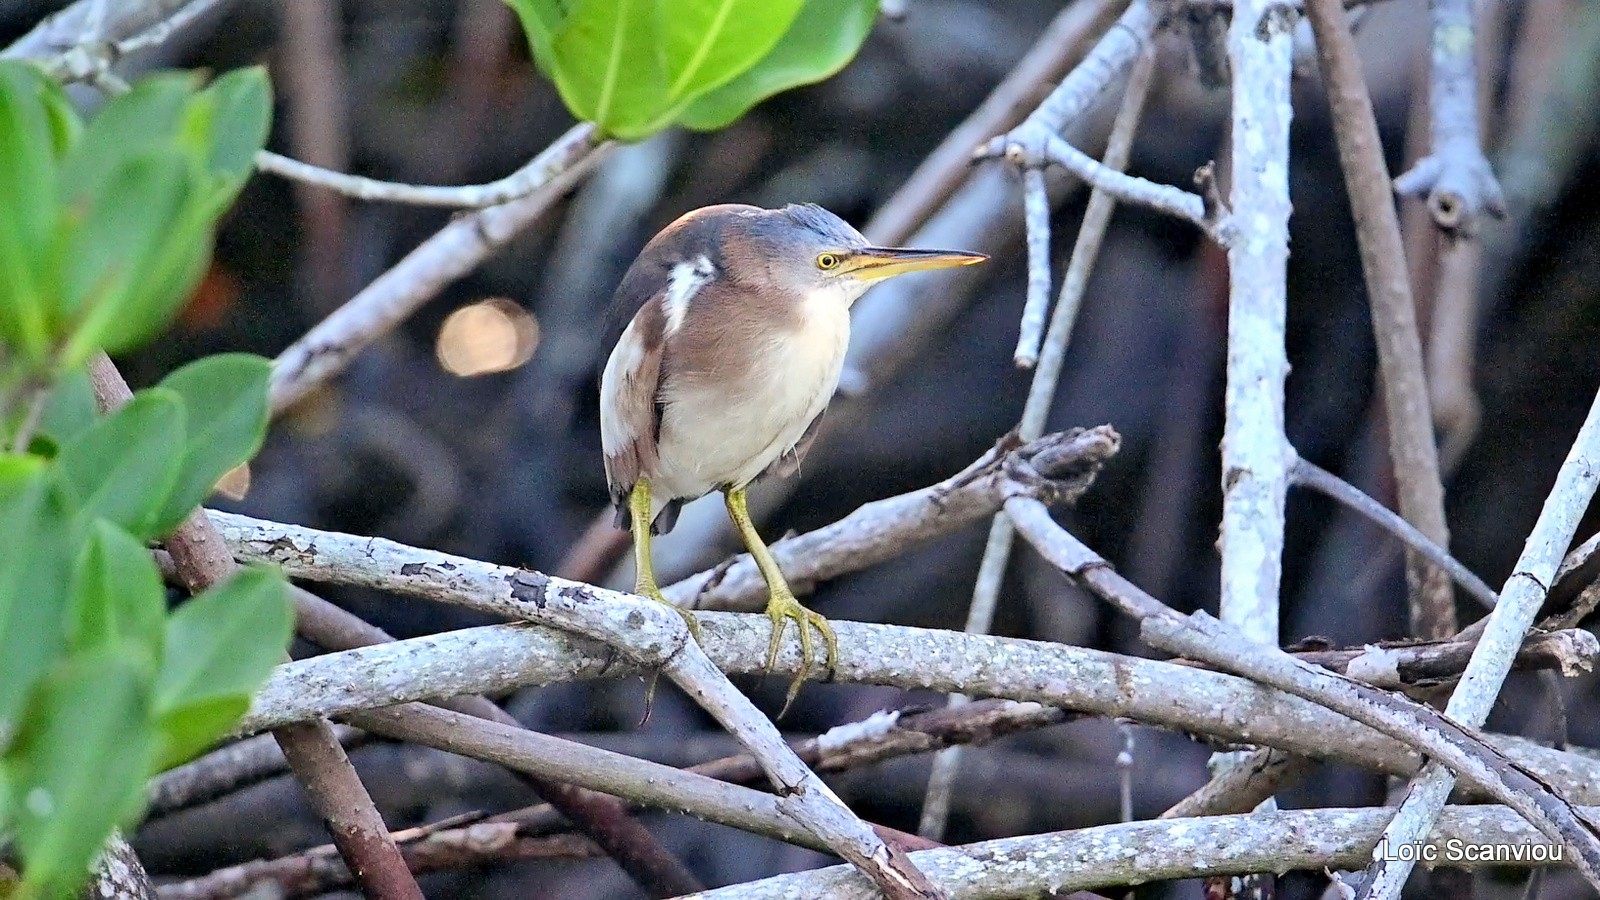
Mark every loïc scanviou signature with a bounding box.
[1374,835,1564,864]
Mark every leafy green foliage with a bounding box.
[0,62,272,374]
[4,653,151,900]
[681,0,879,130]
[0,459,75,740]
[149,354,273,534]
[67,522,167,664]
[0,64,289,899]
[505,0,877,139]
[54,390,186,537]
[153,566,292,770]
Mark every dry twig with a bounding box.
[1308,0,1455,638]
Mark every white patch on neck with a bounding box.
[663,255,715,337]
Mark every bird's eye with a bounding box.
[816,253,839,270]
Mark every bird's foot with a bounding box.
[636,587,702,726]
[645,587,703,645]
[763,591,837,718]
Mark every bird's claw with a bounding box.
[637,588,703,726]
[762,591,837,717]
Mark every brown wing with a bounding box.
[600,289,668,520]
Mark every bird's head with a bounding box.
[734,203,988,307]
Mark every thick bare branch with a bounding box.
[208,526,943,896]
[1219,0,1298,647]
[210,571,1600,809]
[683,806,1580,900]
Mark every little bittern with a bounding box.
[599,203,985,709]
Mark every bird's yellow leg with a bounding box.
[629,479,701,643]
[724,486,837,714]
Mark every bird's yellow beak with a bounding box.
[844,247,989,281]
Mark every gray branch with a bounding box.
[1357,387,1600,898]
[214,574,1600,810]
[207,527,942,896]
[682,806,1581,900]
[1391,0,1507,233]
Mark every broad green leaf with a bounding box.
[148,354,272,534]
[36,78,82,159]
[194,67,272,184]
[0,62,62,363]
[56,151,199,365]
[150,695,250,772]
[0,459,76,742]
[549,0,671,139]
[5,652,150,899]
[57,73,192,208]
[55,389,186,537]
[504,0,569,68]
[656,0,804,102]
[154,566,292,767]
[35,367,98,449]
[180,67,272,212]
[680,0,878,131]
[67,521,166,663]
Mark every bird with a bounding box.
[599,202,986,709]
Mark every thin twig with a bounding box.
[1354,386,1600,898]
[1014,167,1054,367]
[87,354,423,900]
[1391,0,1507,233]
[1308,0,1456,638]
[1290,456,1496,610]
[158,830,601,900]
[254,146,616,209]
[267,123,608,413]
[920,47,1158,841]
[864,0,1129,246]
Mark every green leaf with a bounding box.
[153,567,292,768]
[656,0,804,102]
[36,79,83,159]
[35,366,98,450]
[57,73,193,208]
[504,0,569,67]
[67,521,166,664]
[0,62,63,363]
[148,354,271,534]
[5,652,150,899]
[0,458,76,743]
[549,0,671,139]
[55,389,186,538]
[680,0,878,131]
[195,68,271,184]
[56,151,200,365]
